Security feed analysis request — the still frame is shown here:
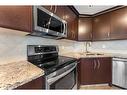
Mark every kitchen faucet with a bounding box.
[84,42,92,53]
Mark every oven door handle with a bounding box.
[47,64,77,85]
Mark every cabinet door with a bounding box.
[55,6,65,19]
[110,7,127,39]
[0,6,32,32]
[64,6,78,40]
[15,76,45,89]
[79,58,94,85]
[94,58,112,84]
[78,17,92,41]
[93,13,111,41]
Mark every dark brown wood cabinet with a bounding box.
[93,13,111,41]
[93,58,112,84]
[78,57,112,86]
[15,76,45,89]
[55,6,65,19]
[110,7,127,40]
[0,6,32,32]
[78,17,92,41]
[78,58,94,85]
[42,6,55,13]
[63,6,78,40]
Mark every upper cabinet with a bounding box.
[0,6,32,32]
[42,6,54,13]
[110,7,127,40]
[78,17,92,41]
[1,6,127,41]
[64,6,78,40]
[93,13,111,41]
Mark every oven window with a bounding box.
[50,68,76,89]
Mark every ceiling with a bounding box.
[74,5,115,15]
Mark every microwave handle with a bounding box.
[64,23,66,34]
[63,23,67,35]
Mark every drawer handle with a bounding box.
[97,59,100,69]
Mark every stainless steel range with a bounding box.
[27,45,77,89]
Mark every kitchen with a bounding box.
[0,5,127,90]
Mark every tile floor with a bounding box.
[80,85,120,90]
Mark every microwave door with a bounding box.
[48,16,64,36]
[37,8,51,31]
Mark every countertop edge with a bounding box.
[8,72,44,90]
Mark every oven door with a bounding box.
[50,68,76,89]
[46,62,77,89]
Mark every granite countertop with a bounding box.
[0,61,44,90]
[108,53,127,59]
[60,52,112,59]
[0,52,125,90]
[61,52,127,59]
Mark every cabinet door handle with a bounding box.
[90,33,92,39]
[50,5,53,10]
[97,59,100,69]
[54,6,57,13]
[94,60,97,70]
[108,32,110,37]
[71,32,74,39]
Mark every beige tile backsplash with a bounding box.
[1,27,127,64]
[0,27,83,64]
[89,40,127,54]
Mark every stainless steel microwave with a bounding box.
[32,6,67,39]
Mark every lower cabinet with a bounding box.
[15,76,45,89]
[78,57,112,87]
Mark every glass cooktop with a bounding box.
[28,56,77,75]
